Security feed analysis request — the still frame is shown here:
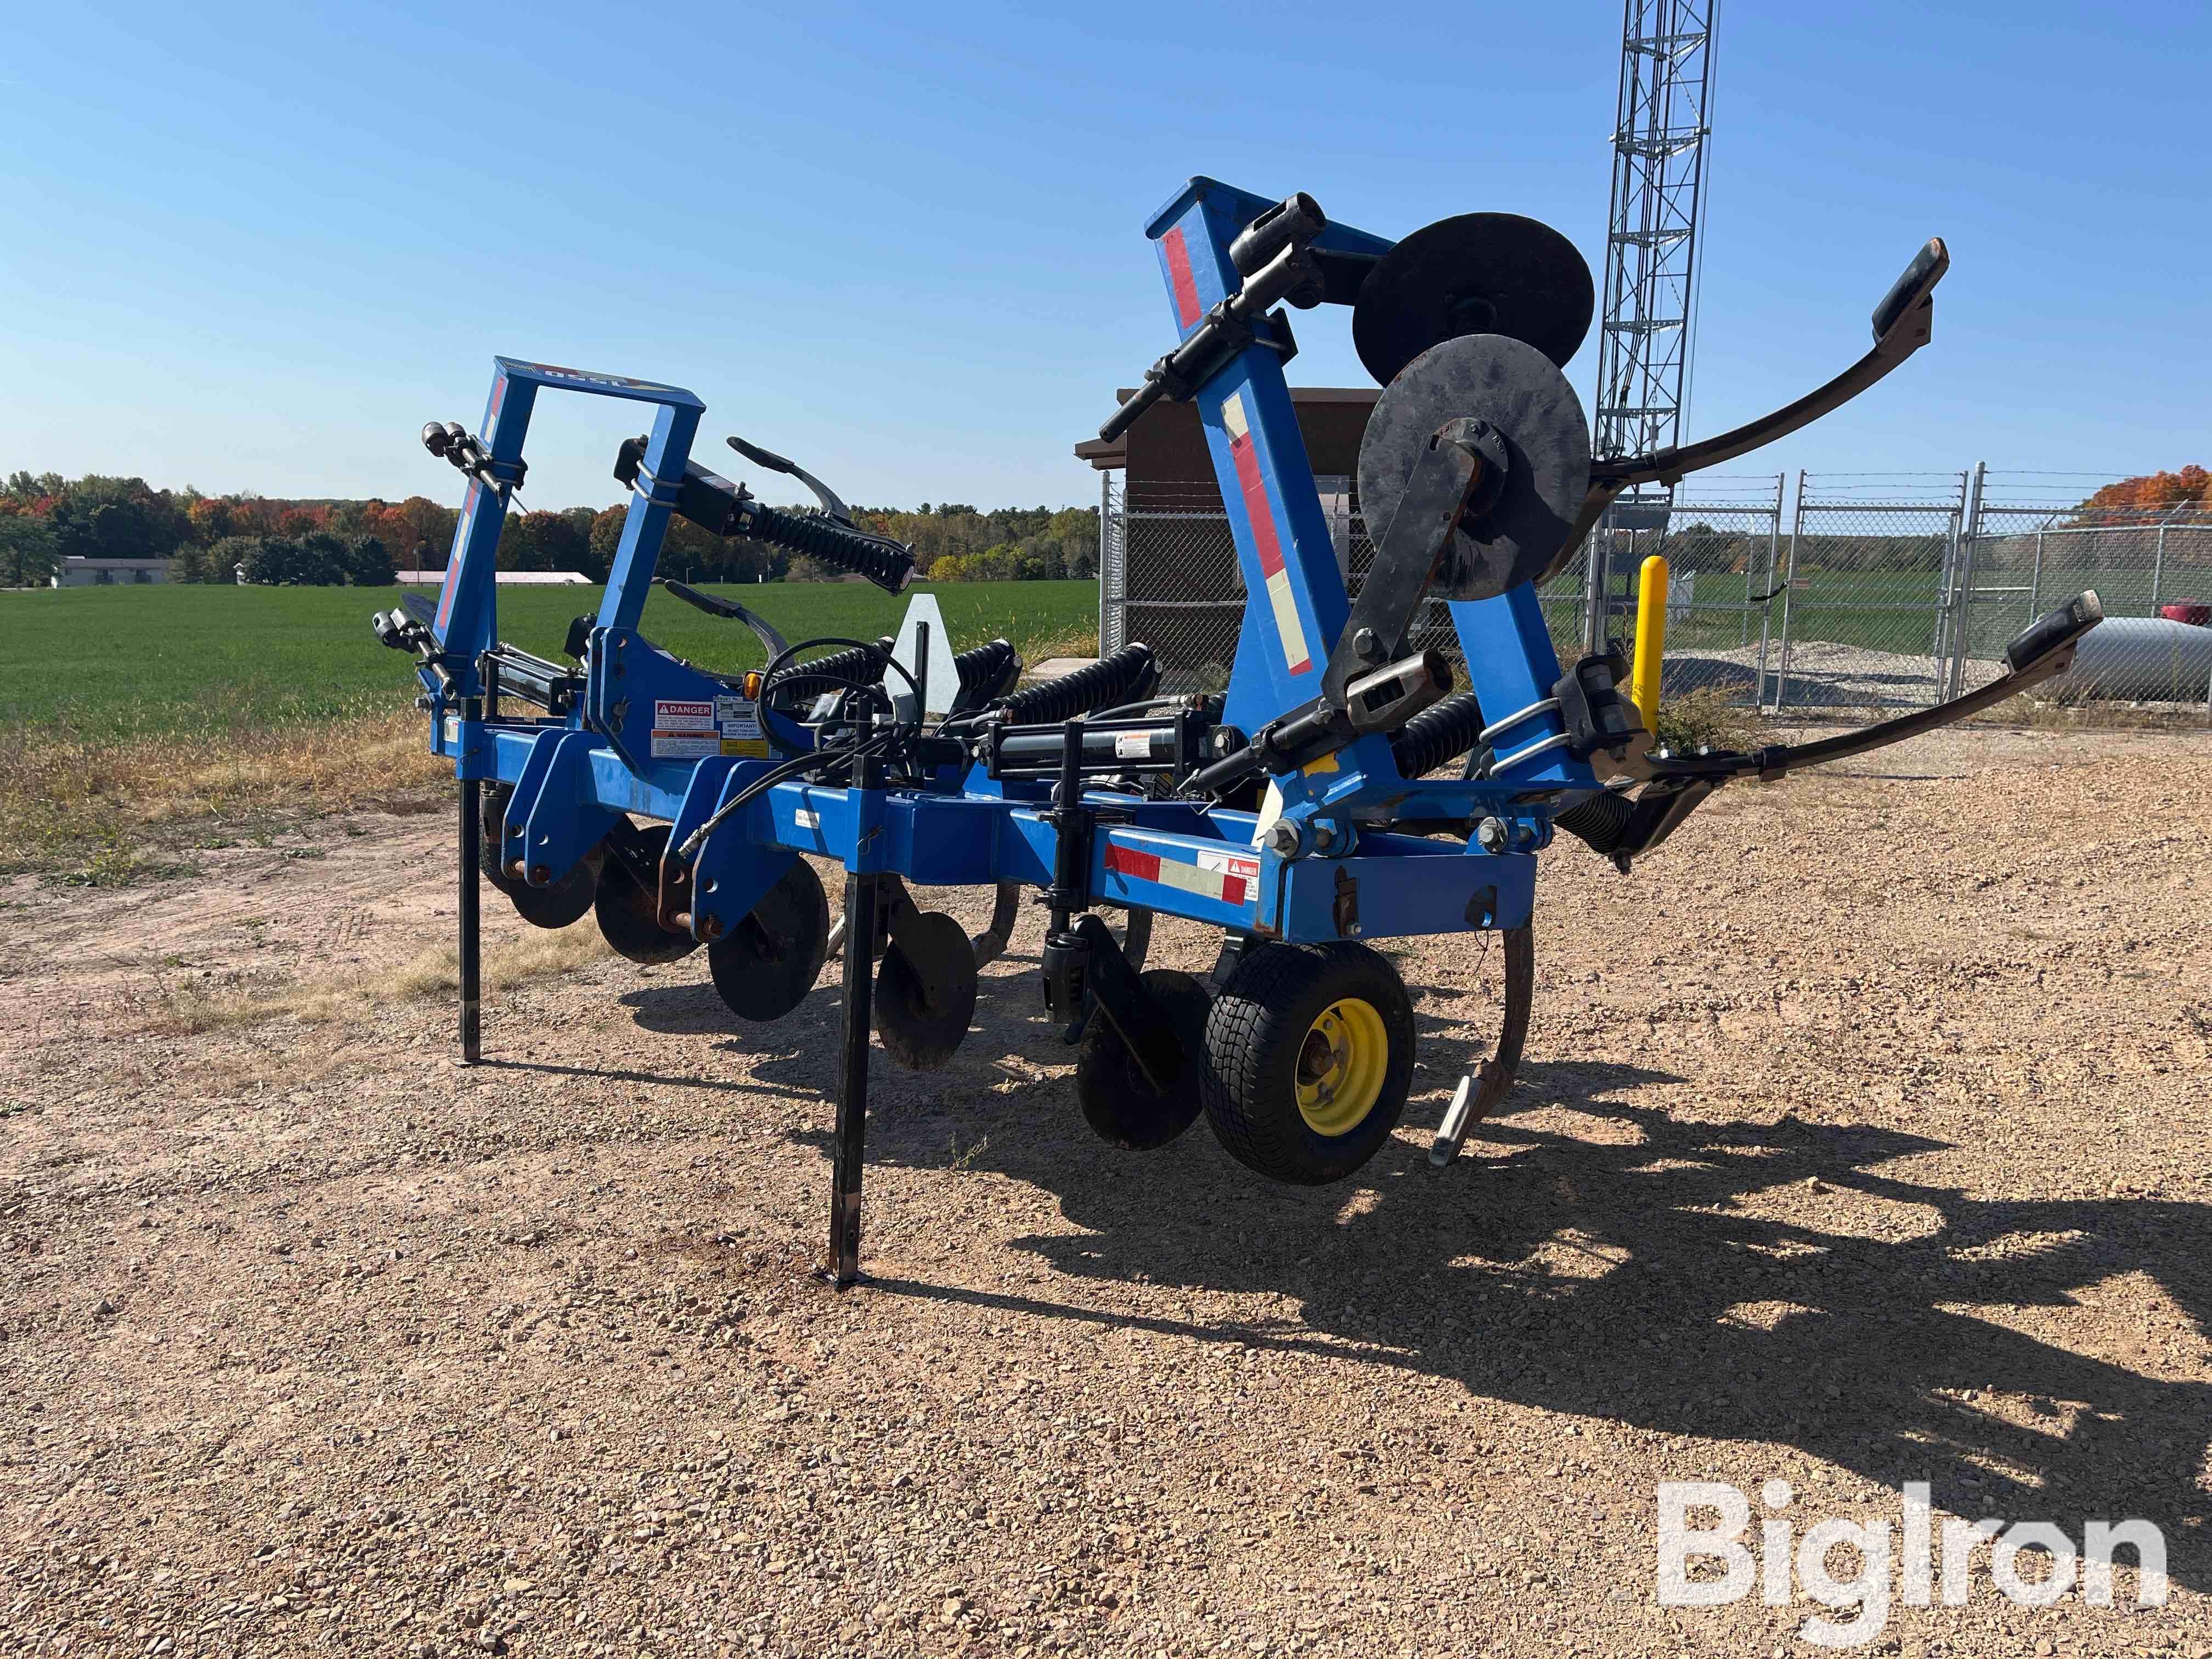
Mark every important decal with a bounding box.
[714,694,769,759]
[1220,393,1312,675]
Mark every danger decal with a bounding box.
[1220,393,1311,674]
[1105,844,1260,910]
[650,698,718,760]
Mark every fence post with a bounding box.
[1768,471,1805,712]
[2151,522,2166,612]
[1948,462,1987,698]
[2028,528,2044,618]
[1582,510,1611,656]
[1097,472,1122,655]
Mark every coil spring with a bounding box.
[1553,791,1637,855]
[764,637,892,708]
[748,503,914,592]
[953,638,1023,703]
[1389,691,1487,778]
[999,642,1158,725]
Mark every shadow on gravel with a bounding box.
[765,978,2212,1588]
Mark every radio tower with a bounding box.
[1586,0,1716,645]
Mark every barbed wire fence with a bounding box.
[1098,464,2212,722]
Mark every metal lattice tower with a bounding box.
[1592,0,1716,463]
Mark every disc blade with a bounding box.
[707,859,830,1022]
[594,823,698,965]
[507,844,601,930]
[1353,213,1594,387]
[1076,968,1211,1150]
[876,910,978,1071]
[1356,333,1592,602]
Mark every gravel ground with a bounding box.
[2,725,2209,1658]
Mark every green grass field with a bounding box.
[1,579,1099,740]
[1579,566,2144,660]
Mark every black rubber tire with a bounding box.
[1076,968,1211,1150]
[707,860,830,1022]
[507,844,602,930]
[1200,941,1417,1185]
[593,823,698,965]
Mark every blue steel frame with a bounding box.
[417,180,1594,948]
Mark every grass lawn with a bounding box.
[1578,565,2143,661]
[1,579,1099,741]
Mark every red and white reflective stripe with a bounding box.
[435,481,478,634]
[1161,227,1203,330]
[1220,392,1311,674]
[1105,843,1260,909]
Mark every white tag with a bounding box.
[793,808,821,830]
[1114,731,1151,759]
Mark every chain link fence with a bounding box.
[1956,475,2212,707]
[1098,464,2212,719]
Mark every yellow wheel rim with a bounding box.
[1294,997,1389,1137]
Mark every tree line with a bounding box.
[0,471,1100,588]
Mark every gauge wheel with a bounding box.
[1201,941,1416,1184]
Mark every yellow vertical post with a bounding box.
[1631,554,1669,733]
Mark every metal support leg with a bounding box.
[827,739,887,1287]
[827,867,879,1286]
[456,696,483,1065]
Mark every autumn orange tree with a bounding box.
[2077,466,2212,518]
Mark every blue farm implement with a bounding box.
[377,184,2103,1285]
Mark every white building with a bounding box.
[393,569,592,585]
[52,556,172,587]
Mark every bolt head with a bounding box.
[1475,816,1508,853]
[1265,820,1302,858]
[1352,627,1384,663]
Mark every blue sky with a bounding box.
[3,2,2203,510]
